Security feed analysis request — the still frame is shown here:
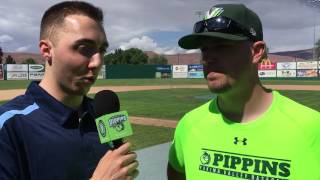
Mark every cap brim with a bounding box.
[178,32,249,49]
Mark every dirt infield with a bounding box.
[130,116,177,128]
[0,84,319,128]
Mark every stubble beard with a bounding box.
[60,80,91,97]
[207,78,232,94]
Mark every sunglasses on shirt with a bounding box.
[193,16,257,42]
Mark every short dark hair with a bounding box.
[40,1,104,41]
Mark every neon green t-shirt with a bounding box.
[169,91,320,180]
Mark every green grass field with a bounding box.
[125,124,175,150]
[261,79,320,85]
[0,79,207,90]
[0,79,319,150]
[114,88,212,120]
[0,78,319,90]
[119,89,320,118]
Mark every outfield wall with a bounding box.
[258,60,319,78]
[0,62,319,80]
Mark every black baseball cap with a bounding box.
[179,4,263,49]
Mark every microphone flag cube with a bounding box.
[95,111,133,144]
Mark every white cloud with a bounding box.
[186,49,200,54]
[101,0,320,52]
[119,36,184,55]
[15,45,31,52]
[119,36,157,51]
[162,47,181,55]
[1,0,320,53]
[0,34,13,43]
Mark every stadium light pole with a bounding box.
[195,11,204,21]
[310,0,320,60]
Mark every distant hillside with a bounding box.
[271,48,313,60]
[2,48,315,66]
[144,51,201,65]
[2,52,44,64]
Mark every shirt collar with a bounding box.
[25,81,95,126]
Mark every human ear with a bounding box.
[251,41,266,64]
[39,40,53,65]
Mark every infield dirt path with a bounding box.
[1,84,319,128]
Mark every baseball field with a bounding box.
[0,79,319,150]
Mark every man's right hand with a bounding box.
[90,142,139,180]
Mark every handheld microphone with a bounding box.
[94,90,133,149]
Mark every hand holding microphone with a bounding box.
[91,90,138,180]
[91,142,139,180]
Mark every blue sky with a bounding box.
[1,0,320,54]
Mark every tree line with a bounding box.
[0,47,37,64]
[0,46,168,65]
[104,48,167,65]
[0,47,16,64]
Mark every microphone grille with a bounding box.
[94,90,120,118]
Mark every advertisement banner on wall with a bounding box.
[297,69,318,77]
[188,71,204,78]
[258,70,276,78]
[172,65,188,78]
[0,64,4,80]
[277,70,296,77]
[29,64,45,80]
[7,64,28,72]
[297,61,318,69]
[7,64,29,80]
[97,65,106,79]
[276,62,296,70]
[258,59,276,70]
[188,64,204,78]
[7,72,28,80]
[155,65,171,78]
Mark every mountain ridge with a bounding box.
[1,48,315,65]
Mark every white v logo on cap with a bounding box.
[204,7,224,20]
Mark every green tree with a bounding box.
[124,48,148,64]
[148,55,168,64]
[5,55,15,64]
[22,58,36,64]
[104,49,124,65]
[104,48,148,65]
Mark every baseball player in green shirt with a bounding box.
[168,3,320,180]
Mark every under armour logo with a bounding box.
[234,137,247,145]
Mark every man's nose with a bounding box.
[88,52,103,69]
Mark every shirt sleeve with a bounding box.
[298,112,320,179]
[311,113,320,168]
[0,123,20,180]
[168,114,187,173]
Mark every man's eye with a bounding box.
[99,47,107,54]
[77,45,97,57]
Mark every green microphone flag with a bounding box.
[95,111,133,144]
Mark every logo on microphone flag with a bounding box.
[96,111,133,144]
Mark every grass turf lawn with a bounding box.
[0,78,319,90]
[125,124,175,150]
[2,89,319,116]
[0,88,319,150]
[0,79,206,90]
[261,79,320,85]
[104,89,320,120]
